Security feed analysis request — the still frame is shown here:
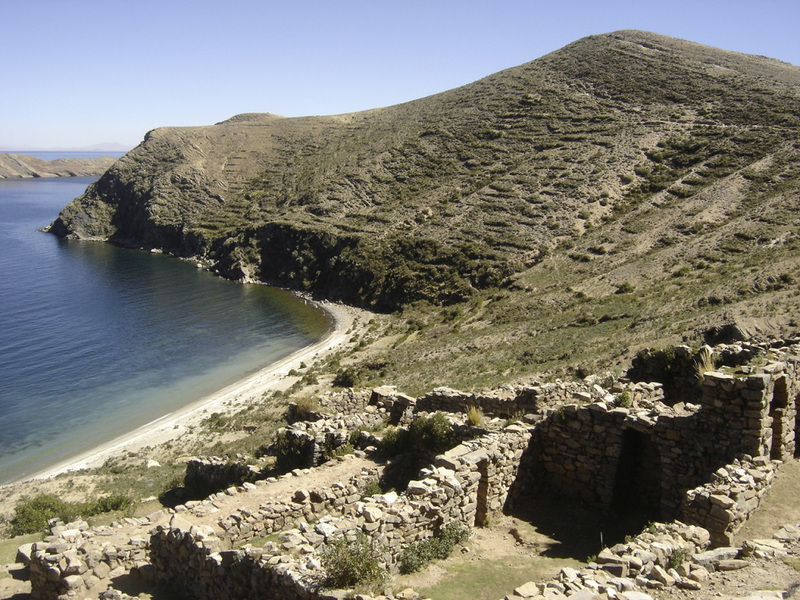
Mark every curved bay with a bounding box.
[0,175,328,483]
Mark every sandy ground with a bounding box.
[25,300,364,482]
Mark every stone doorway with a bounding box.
[611,429,662,523]
[475,459,489,527]
[771,375,789,459]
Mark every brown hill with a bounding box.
[48,30,800,387]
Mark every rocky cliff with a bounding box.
[0,153,116,179]
[48,30,800,314]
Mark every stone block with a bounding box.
[649,565,674,586]
[514,581,542,598]
[676,578,702,590]
[709,494,736,509]
[15,543,33,566]
[62,574,84,590]
[716,558,749,571]
[688,564,709,582]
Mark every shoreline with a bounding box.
[25,300,361,482]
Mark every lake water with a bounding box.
[0,175,329,483]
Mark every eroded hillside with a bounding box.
[48,30,800,388]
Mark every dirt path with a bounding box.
[394,512,584,600]
[738,459,800,542]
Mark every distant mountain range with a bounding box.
[0,153,118,179]
[0,143,132,153]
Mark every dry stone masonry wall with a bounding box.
[682,455,779,546]
[414,381,615,418]
[144,425,532,600]
[274,411,387,468]
[23,338,800,600]
[509,342,800,524]
[184,456,263,497]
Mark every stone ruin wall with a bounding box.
[184,456,263,497]
[144,426,531,600]
[509,345,800,543]
[682,455,778,546]
[321,381,616,424]
[414,380,616,417]
[24,339,800,600]
[139,347,800,600]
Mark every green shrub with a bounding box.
[669,547,688,570]
[92,494,134,514]
[360,478,382,498]
[292,396,321,421]
[9,495,75,536]
[409,412,454,455]
[9,493,135,536]
[380,412,455,458]
[378,425,410,456]
[399,539,437,574]
[320,533,386,589]
[273,429,306,471]
[615,282,635,294]
[437,522,470,548]
[330,443,354,458]
[332,367,357,388]
[616,390,632,408]
[202,412,230,430]
[399,523,470,574]
[348,427,364,447]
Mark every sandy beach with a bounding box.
[27,300,363,482]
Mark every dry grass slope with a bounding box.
[49,29,800,389]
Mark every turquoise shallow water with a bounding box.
[0,175,329,483]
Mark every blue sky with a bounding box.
[2,0,798,150]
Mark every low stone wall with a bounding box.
[273,412,387,468]
[317,389,372,415]
[415,387,523,417]
[682,455,779,546]
[415,381,616,418]
[503,521,713,599]
[149,526,320,600]
[146,425,532,600]
[27,513,168,600]
[185,456,262,497]
[218,464,383,545]
[611,380,666,406]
